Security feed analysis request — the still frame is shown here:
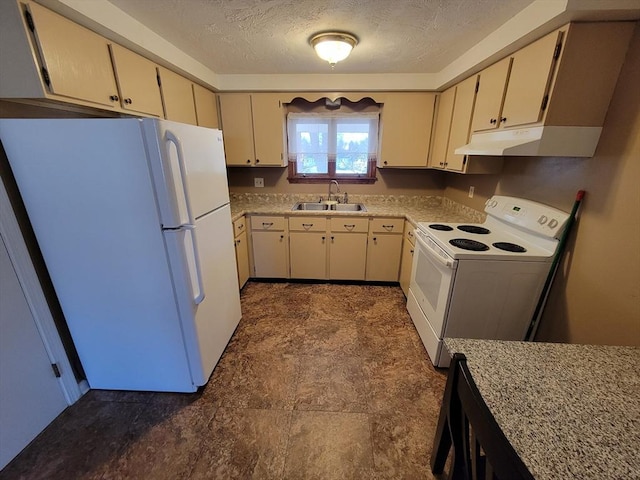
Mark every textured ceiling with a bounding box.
[106,0,536,75]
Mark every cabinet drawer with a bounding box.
[289,216,327,232]
[330,217,369,233]
[405,223,416,245]
[370,218,404,234]
[250,215,286,231]
[233,216,247,237]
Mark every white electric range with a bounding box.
[407,195,570,367]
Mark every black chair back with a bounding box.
[431,353,534,480]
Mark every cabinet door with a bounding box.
[429,86,456,169]
[471,57,512,132]
[290,232,327,279]
[501,31,562,128]
[399,236,415,296]
[366,234,403,281]
[251,231,288,278]
[329,233,367,280]
[158,67,197,125]
[445,75,479,172]
[379,93,436,168]
[234,230,250,288]
[251,93,285,166]
[109,44,164,117]
[193,84,219,128]
[27,3,119,108]
[219,93,255,166]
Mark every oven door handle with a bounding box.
[416,233,454,269]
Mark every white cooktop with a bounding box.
[416,196,570,261]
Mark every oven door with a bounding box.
[408,229,457,336]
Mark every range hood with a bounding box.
[455,126,603,158]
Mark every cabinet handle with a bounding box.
[237,239,241,245]
[344,224,355,231]
[500,117,507,124]
[373,237,377,241]
[109,95,119,102]
[331,236,335,240]
[439,162,444,166]
[410,249,414,254]
[382,225,394,231]
[256,158,260,164]
[490,118,497,124]
[124,98,133,104]
[321,236,325,241]
[302,223,313,229]
[280,235,284,239]
[247,159,251,164]
[262,222,274,228]
[383,161,388,165]
[238,223,244,230]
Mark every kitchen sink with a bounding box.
[292,202,329,211]
[291,202,367,212]
[332,203,366,212]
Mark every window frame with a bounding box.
[286,111,379,184]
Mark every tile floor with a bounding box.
[0,282,449,480]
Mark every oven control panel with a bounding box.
[485,196,570,238]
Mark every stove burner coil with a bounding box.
[429,224,454,231]
[493,242,527,253]
[457,225,490,235]
[449,238,490,251]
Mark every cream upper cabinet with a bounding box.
[158,67,197,125]
[23,2,120,109]
[378,93,437,168]
[471,57,512,132]
[109,44,164,117]
[471,22,634,133]
[219,93,285,167]
[429,86,457,169]
[193,84,219,129]
[500,30,562,129]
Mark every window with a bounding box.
[287,112,379,183]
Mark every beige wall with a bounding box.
[227,166,446,196]
[445,23,640,346]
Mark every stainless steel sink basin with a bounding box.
[292,202,328,211]
[332,203,367,212]
[291,202,366,212]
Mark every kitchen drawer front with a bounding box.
[330,217,369,233]
[250,215,286,231]
[289,216,327,232]
[370,217,404,234]
[405,222,416,245]
[233,216,247,237]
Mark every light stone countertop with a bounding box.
[229,193,485,226]
[444,338,640,480]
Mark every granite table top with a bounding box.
[229,193,485,226]
[444,338,640,480]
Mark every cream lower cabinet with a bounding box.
[398,222,416,296]
[328,217,369,280]
[249,215,288,278]
[233,216,250,289]
[289,217,328,279]
[366,218,404,282]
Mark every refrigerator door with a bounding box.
[142,119,230,228]
[0,118,196,392]
[163,204,241,385]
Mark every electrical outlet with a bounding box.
[468,186,475,198]
[254,177,264,188]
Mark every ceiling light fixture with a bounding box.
[310,32,358,67]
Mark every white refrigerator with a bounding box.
[0,118,241,392]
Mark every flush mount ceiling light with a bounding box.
[310,32,358,67]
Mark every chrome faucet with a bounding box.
[328,180,340,202]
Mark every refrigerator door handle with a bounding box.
[165,130,195,225]
[184,225,206,304]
